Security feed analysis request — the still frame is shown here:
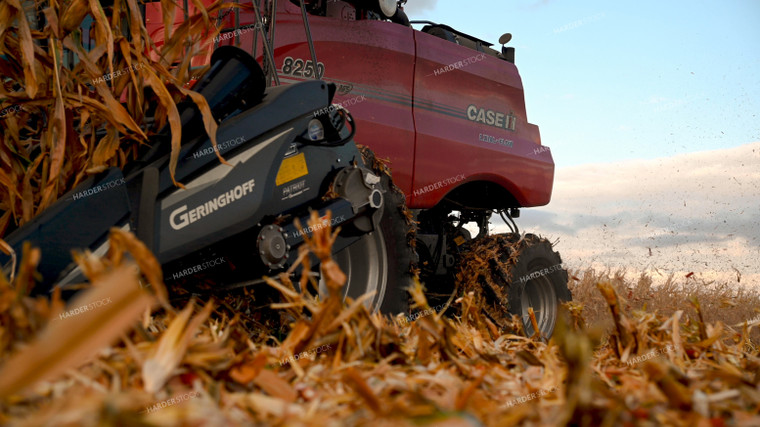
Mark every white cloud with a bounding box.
[494,142,760,286]
[402,0,439,14]
[645,96,669,105]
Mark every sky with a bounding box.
[404,0,760,286]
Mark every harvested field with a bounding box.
[1,217,760,426]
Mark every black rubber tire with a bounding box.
[346,146,416,314]
[505,234,571,338]
[457,233,571,338]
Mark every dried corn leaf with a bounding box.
[0,264,153,397]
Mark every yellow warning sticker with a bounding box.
[275,153,308,186]
[454,236,466,246]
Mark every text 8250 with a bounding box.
[282,57,325,79]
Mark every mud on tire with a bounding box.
[455,233,571,338]
[354,146,418,314]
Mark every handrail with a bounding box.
[250,0,280,86]
[299,0,319,79]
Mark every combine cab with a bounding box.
[4,0,571,338]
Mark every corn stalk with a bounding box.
[0,0,238,238]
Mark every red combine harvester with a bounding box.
[3,0,570,338]
[145,0,572,337]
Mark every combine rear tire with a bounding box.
[329,147,416,314]
[457,233,571,338]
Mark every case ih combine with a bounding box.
[2,0,570,337]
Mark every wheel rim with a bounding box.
[520,274,558,337]
[319,229,388,311]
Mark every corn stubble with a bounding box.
[0,213,759,426]
[2,3,760,426]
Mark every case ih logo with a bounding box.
[466,104,517,131]
[169,179,255,230]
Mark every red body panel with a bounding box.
[145,1,555,208]
[269,6,417,198]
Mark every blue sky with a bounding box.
[405,0,760,166]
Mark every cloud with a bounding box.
[645,96,669,105]
[527,0,556,9]
[402,0,439,14]
[494,142,760,286]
